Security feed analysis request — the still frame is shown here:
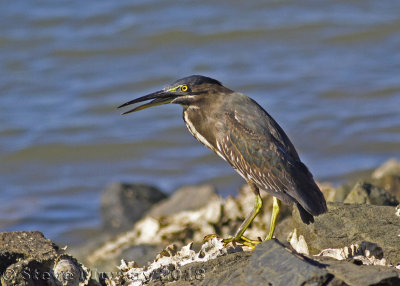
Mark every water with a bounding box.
[0,1,400,246]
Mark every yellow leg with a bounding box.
[208,182,262,248]
[204,184,282,248]
[265,197,281,240]
[233,193,262,238]
[221,193,263,246]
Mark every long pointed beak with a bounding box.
[118,90,178,115]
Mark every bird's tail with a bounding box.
[296,203,314,224]
[291,162,328,224]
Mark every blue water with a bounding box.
[0,1,400,246]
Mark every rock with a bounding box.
[373,175,400,202]
[191,240,400,285]
[101,183,167,231]
[0,230,59,262]
[245,240,331,286]
[105,236,400,286]
[292,202,400,265]
[316,241,386,263]
[148,184,218,217]
[0,231,96,286]
[88,243,165,273]
[314,256,400,286]
[331,183,354,203]
[274,215,295,243]
[344,181,398,206]
[319,159,400,205]
[372,159,400,179]
[370,159,400,202]
[165,250,252,286]
[88,184,276,271]
[105,238,245,286]
[87,198,223,270]
[317,182,337,202]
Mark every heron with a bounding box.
[119,75,327,247]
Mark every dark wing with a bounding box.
[215,94,327,217]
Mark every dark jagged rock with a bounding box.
[148,250,252,286]
[245,240,332,286]
[292,202,400,265]
[314,256,400,286]
[0,231,96,286]
[0,231,60,264]
[101,183,167,231]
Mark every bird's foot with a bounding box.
[228,235,262,249]
[203,234,262,249]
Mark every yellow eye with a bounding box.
[180,85,188,92]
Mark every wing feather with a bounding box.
[216,110,297,205]
[215,95,326,215]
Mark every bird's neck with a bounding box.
[182,107,217,153]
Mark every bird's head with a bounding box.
[118,75,230,114]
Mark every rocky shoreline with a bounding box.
[1,159,400,285]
